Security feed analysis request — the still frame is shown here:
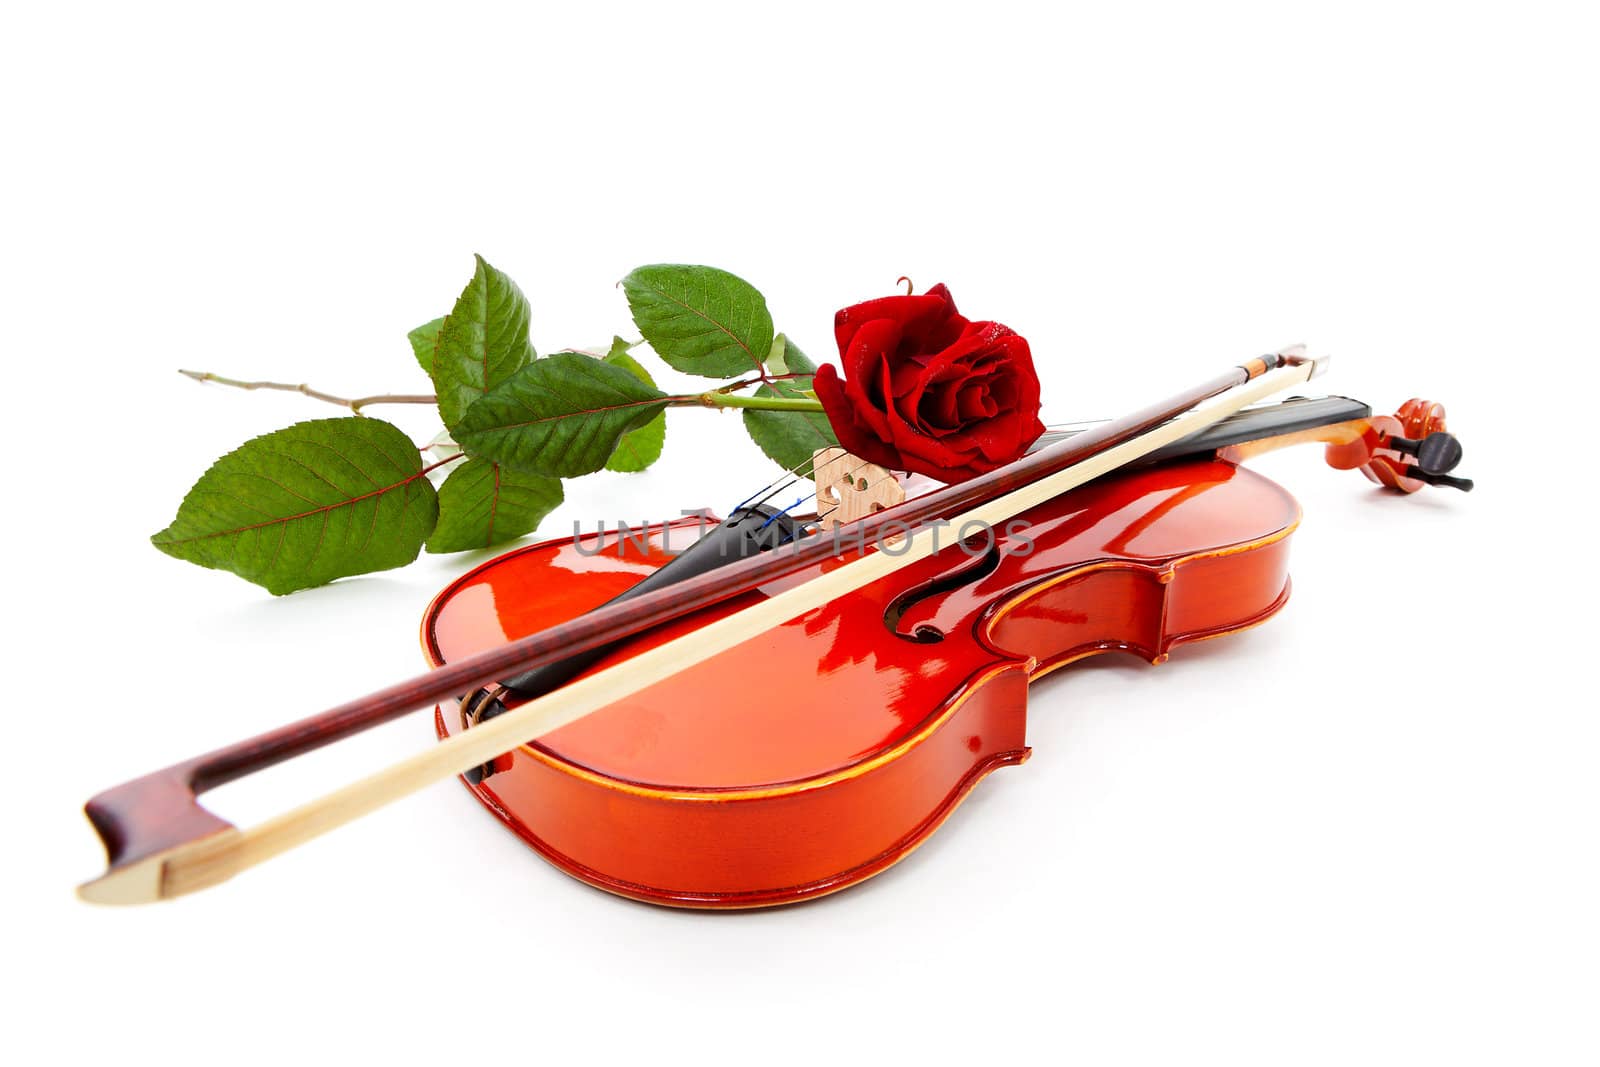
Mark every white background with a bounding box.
[4,3,1596,1064]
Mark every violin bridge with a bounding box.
[811,448,905,530]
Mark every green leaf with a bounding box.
[600,337,666,472]
[152,418,439,594]
[407,316,446,375]
[603,336,640,360]
[620,264,774,378]
[454,352,669,478]
[426,457,562,553]
[431,255,536,428]
[742,335,837,470]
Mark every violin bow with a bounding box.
[79,349,1323,905]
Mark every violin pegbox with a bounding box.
[812,448,905,530]
[1360,398,1473,493]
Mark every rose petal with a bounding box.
[880,390,980,475]
[833,282,967,359]
[839,319,905,443]
[814,362,907,472]
[957,381,995,421]
[822,289,1044,485]
[895,330,989,429]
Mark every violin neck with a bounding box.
[1033,395,1372,465]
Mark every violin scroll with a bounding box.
[1325,398,1474,493]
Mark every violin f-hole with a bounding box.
[882,538,1003,643]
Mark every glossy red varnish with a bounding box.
[423,458,1300,906]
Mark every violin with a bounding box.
[423,394,1470,905]
[76,351,1471,906]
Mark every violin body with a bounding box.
[423,456,1301,907]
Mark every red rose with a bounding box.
[813,283,1046,483]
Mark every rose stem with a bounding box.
[178,369,437,414]
[686,392,822,412]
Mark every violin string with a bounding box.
[757,493,814,532]
[733,450,894,534]
[731,454,818,512]
[750,472,811,513]
[737,410,1151,530]
[748,428,1052,529]
[735,448,890,519]
[1035,397,1298,441]
[743,397,1320,535]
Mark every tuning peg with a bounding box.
[1401,466,1474,492]
[1387,431,1463,475]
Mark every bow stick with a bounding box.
[79,349,1322,904]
